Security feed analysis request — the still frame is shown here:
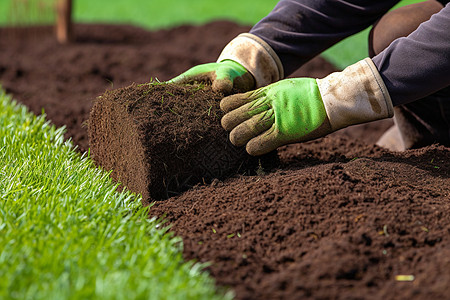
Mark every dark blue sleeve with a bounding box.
[249,0,400,75]
[372,4,450,106]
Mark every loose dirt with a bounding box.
[1,22,449,300]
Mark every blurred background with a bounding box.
[0,0,424,69]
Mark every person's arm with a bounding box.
[170,0,400,94]
[219,5,450,156]
[249,0,401,76]
[373,4,450,106]
[219,2,450,156]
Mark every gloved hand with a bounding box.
[169,33,285,95]
[221,58,394,156]
[168,60,255,94]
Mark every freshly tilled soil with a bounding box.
[1,22,449,300]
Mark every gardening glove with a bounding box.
[169,60,254,94]
[169,33,284,94]
[221,58,394,156]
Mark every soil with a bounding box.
[1,22,449,300]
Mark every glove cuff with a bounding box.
[217,33,284,88]
[316,58,394,131]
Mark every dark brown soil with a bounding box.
[89,82,277,201]
[1,22,449,300]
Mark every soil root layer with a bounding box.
[89,82,276,200]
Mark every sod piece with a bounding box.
[89,82,277,201]
[0,90,231,300]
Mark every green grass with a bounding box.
[0,0,427,68]
[72,0,279,30]
[321,0,427,69]
[0,0,423,68]
[70,0,427,68]
[0,0,55,26]
[0,89,231,300]
[0,0,279,29]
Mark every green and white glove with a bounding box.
[169,33,284,94]
[169,60,254,94]
[221,58,394,156]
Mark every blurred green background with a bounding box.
[0,0,425,68]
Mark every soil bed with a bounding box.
[1,22,449,300]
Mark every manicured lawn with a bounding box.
[0,90,231,300]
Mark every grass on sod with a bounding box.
[0,89,231,300]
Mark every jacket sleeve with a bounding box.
[372,4,450,106]
[249,0,400,75]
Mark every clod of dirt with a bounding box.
[88,82,278,201]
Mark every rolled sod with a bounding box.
[88,82,277,201]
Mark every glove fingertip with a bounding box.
[221,113,237,132]
[220,96,234,113]
[246,142,270,157]
[246,133,279,156]
[229,129,246,147]
[168,74,189,84]
[220,93,250,113]
[212,79,233,95]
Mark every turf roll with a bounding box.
[88,82,277,201]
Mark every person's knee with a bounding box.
[368,0,443,57]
